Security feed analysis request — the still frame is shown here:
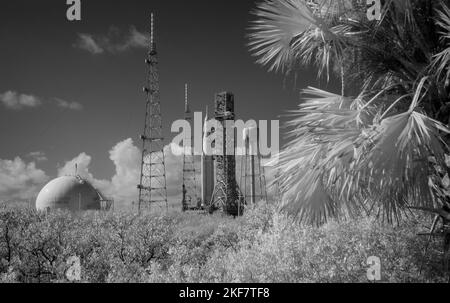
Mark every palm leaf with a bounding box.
[274,86,450,224]
[431,2,450,83]
[273,88,364,223]
[248,0,316,72]
[248,0,350,75]
[257,1,450,225]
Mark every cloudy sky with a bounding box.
[0,0,339,207]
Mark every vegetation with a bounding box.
[249,0,450,225]
[0,204,448,283]
[3,0,450,284]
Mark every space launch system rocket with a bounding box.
[201,107,215,207]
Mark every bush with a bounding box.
[0,203,448,283]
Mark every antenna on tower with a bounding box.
[150,13,156,54]
[185,83,189,114]
[137,12,168,213]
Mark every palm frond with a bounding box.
[248,0,350,75]
[431,2,450,83]
[274,86,450,224]
[281,169,337,226]
[378,0,416,28]
[257,1,450,225]
[248,0,317,72]
[273,88,363,223]
[348,110,449,219]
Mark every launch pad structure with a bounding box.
[179,90,269,216]
[209,92,242,216]
[135,14,267,216]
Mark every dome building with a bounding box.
[36,175,112,212]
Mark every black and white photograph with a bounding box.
[1,0,450,289]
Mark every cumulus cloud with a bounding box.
[55,98,83,111]
[75,26,148,55]
[0,91,42,110]
[105,140,184,208]
[1,138,278,208]
[76,34,104,55]
[58,152,92,178]
[27,151,48,163]
[0,138,185,208]
[57,152,110,192]
[0,157,50,203]
[107,139,141,207]
[0,91,83,111]
[56,139,184,210]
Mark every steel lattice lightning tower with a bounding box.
[182,84,198,211]
[138,13,168,213]
[240,127,268,209]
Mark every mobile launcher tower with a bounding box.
[208,92,243,216]
[194,92,267,217]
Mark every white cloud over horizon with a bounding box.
[55,98,83,111]
[56,139,184,209]
[0,157,50,203]
[75,26,148,55]
[76,34,104,54]
[0,138,278,209]
[0,91,83,111]
[57,152,111,192]
[0,139,185,209]
[27,151,48,163]
[0,91,42,110]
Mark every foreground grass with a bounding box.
[0,203,448,283]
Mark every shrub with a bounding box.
[0,203,448,283]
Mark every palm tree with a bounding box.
[248,0,450,225]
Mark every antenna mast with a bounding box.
[138,13,168,213]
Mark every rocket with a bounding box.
[243,127,258,205]
[201,106,215,207]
